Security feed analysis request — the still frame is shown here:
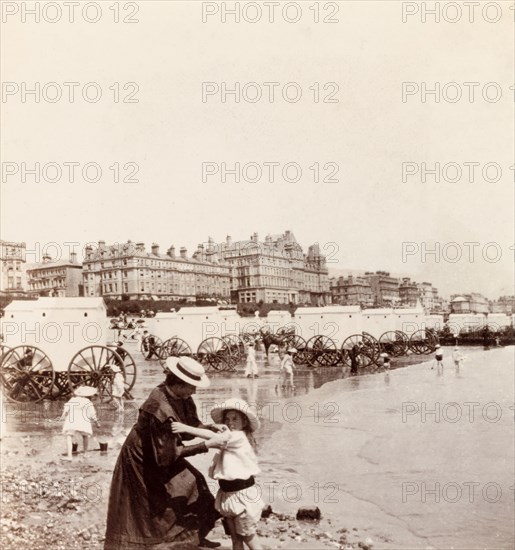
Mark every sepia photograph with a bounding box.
[0,1,513,549]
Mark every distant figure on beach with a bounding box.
[452,347,465,370]
[279,348,296,389]
[109,364,125,414]
[141,331,160,360]
[379,352,391,371]
[244,342,258,378]
[172,398,264,550]
[349,345,359,374]
[17,348,35,368]
[433,344,444,370]
[60,386,100,461]
[482,327,491,350]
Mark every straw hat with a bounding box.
[210,398,260,432]
[74,386,97,397]
[165,356,210,388]
[287,348,297,354]
[435,344,441,349]
[108,364,121,373]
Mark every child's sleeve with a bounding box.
[86,403,98,423]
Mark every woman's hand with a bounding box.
[171,422,188,433]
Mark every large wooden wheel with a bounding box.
[221,335,245,363]
[0,345,54,403]
[197,337,233,372]
[341,334,379,369]
[67,346,126,401]
[409,330,438,354]
[305,335,339,367]
[0,344,12,360]
[158,337,193,368]
[379,331,409,357]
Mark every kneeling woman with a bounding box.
[104,357,223,549]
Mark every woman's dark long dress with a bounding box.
[104,383,219,549]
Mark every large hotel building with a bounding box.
[0,240,26,297]
[82,241,231,301]
[82,231,330,305]
[211,230,330,305]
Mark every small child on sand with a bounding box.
[452,346,464,370]
[244,341,258,378]
[279,348,296,389]
[172,398,264,550]
[109,364,125,413]
[379,352,391,371]
[60,386,100,460]
[432,344,444,370]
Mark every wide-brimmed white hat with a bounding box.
[435,344,441,349]
[287,348,297,354]
[74,386,97,397]
[108,364,121,373]
[165,356,210,388]
[210,398,260,432]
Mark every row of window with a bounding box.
[1,262,22,270]
[86,282,231,295]
[28,269,67,277]
[6,277,23,289]
[86,258,229,273]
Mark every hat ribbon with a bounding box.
[176,361,201,381]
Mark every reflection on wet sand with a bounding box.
[2,345,481,455]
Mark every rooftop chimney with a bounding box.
[42,253,51,263]
[226,235,232,245]
[136,242,145,252]
[167,246,176,258]
[98,240,105,248]
[151,243,159,256]
[180,247,187,259]
[70,252,77,264]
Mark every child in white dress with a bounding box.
[60,386,100,460]
[244,342,258,378]
[452,346,465,370]
[379,352,391,371]
[109,364,125,413]
[172,398,264,550]
[279,348,296,389]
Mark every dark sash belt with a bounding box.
[218,476,255,492]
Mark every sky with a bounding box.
[1,0,513,299]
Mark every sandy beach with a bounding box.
[1,346,513,549]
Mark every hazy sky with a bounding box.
[2,1,513,299]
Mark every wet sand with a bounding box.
[1,345,512,549]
